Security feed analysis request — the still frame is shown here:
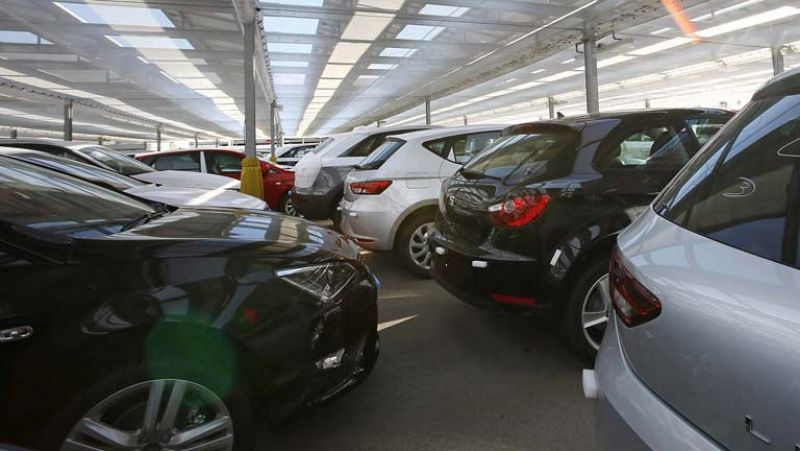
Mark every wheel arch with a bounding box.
[391,201,439,249]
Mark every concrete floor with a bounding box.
[267,253,597,450]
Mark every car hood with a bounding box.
[126,184,266,211]
[132,170,241,190]
[294,151,322,189]
[77,209,361,261]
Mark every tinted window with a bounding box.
[282,145,315,158]
[659,94,800,269]
[6,151,143,191]
[424,139,448,158]
[687,117,730,147]
[597,122,692,170]
[0,158,154,238]
[463,129,579,184]
[76,146,155,175]
[357,139,406,170]
[205,152,242,175]
[344,135,384,158]
[451,131,502,164]
[153,153,201,172]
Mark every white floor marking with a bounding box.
[377,315,419,332]
[379,291,422,300]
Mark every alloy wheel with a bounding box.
[283,196,298,216]
[408,222,434,271]
[62,379,234,451]
[581,274,611,352]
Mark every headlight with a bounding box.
[275,263,357,303]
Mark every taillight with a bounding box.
[488,194,550,228]
[350,180,392,195]
[609,248,661,327]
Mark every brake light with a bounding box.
[350,180,392,195]
[609,248,661,327]
[488,194,551,228]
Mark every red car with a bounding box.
[136,148,297,215]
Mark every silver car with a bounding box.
[587,67,800,449]
[339,125,503,276]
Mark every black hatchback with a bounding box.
[430,109,732,360]
[0,158,379,450]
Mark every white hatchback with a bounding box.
[340,125,504,276]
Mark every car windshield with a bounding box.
[357,139,406,170]
[6,151,144,191]
[463,129,579,183]
[0,158,156,238]
[75,145,155,176]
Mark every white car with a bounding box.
[0,140,241,191]
[257,143,317,167]
[0,147,267,211]
[340,125,504,276]
[292,125,433,223]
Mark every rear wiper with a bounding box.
[459,167,499,180]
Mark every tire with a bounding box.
[562,256,612,363]
[42,362,254,451]
[279,192,298,216]
[395,213,435,278]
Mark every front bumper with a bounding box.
[292,186,340,220]
[339,198,396,251]
[429,233,559,314]
[592,316,722,450]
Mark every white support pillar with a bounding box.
[63,99,73,141]
[583,37,599,114]
[425,97,432,125]
[244,19,257,161]
[772,46,785,75]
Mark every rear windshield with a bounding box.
[657,94,800,269]
[76,146,155,176]
[356,139,406,170]
[462,129,579,184]
[8,151,143,191]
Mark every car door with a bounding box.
[205,151,244,181]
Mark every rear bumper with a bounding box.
[593,317,722,451]
[292,187,340,220]
[429,233,559,313]
[339,198,397,251]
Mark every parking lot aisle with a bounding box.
[265,254,596,450]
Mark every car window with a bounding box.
[75,146,155,176]
[7,151,143,191]
[597,123,692,170]
[153,153,201,172]
[658,94,800,269]
[451,131,502,164]
[205,152,242,175]
[0,158,155,238]
[424,139,449,158]
[686,117,730,148]
[344,135,383,158]
[357,139,406,170]
[464,129,579,184]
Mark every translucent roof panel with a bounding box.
[53,3,175,28]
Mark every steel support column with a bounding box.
[270,100,277,161]
[425,97,432,125]
[772,46,785,75]
[156,123,162,152]
[244,20,257,161]
[10,129,17,139]
[645,99,651,109]
[463,115,468,126]
[547,96,556,119]
[583,38,599,114]
[63,99,73,141]
[194,133,199,148]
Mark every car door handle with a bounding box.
[0,326,33,343]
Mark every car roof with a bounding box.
[385,124,507,142]
[753,66,800,100]
[348,124,437,137]
[507,108,733,132]
[0,138,96,150]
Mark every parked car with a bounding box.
[0,157,379,450]
[0,139,239,191]
[0,147,268,211]
[429,109,733,360]
[587,67,800,451]
[136,148,297,215]
[292,125,434,224]
[258,143,318,167]
[340,125,504,276]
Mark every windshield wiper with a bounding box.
[120,208,169,231]
[459,167,499,180]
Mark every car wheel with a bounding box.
[330,195,343,231]
[43,365,253,451]
[396,214,435,278]
[354,331,380,383]
[562,257,612,363]
[279,193,298,216]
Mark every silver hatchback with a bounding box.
[588,67,800,450]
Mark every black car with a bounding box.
[0,158,379,450]
[429,108,732,360]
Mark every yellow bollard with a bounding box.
[240,157,264,199]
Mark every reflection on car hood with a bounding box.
[132,170,241,190]
[91,209,361,261]
[126,185,266,210]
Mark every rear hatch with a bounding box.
[438,124,581,248]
